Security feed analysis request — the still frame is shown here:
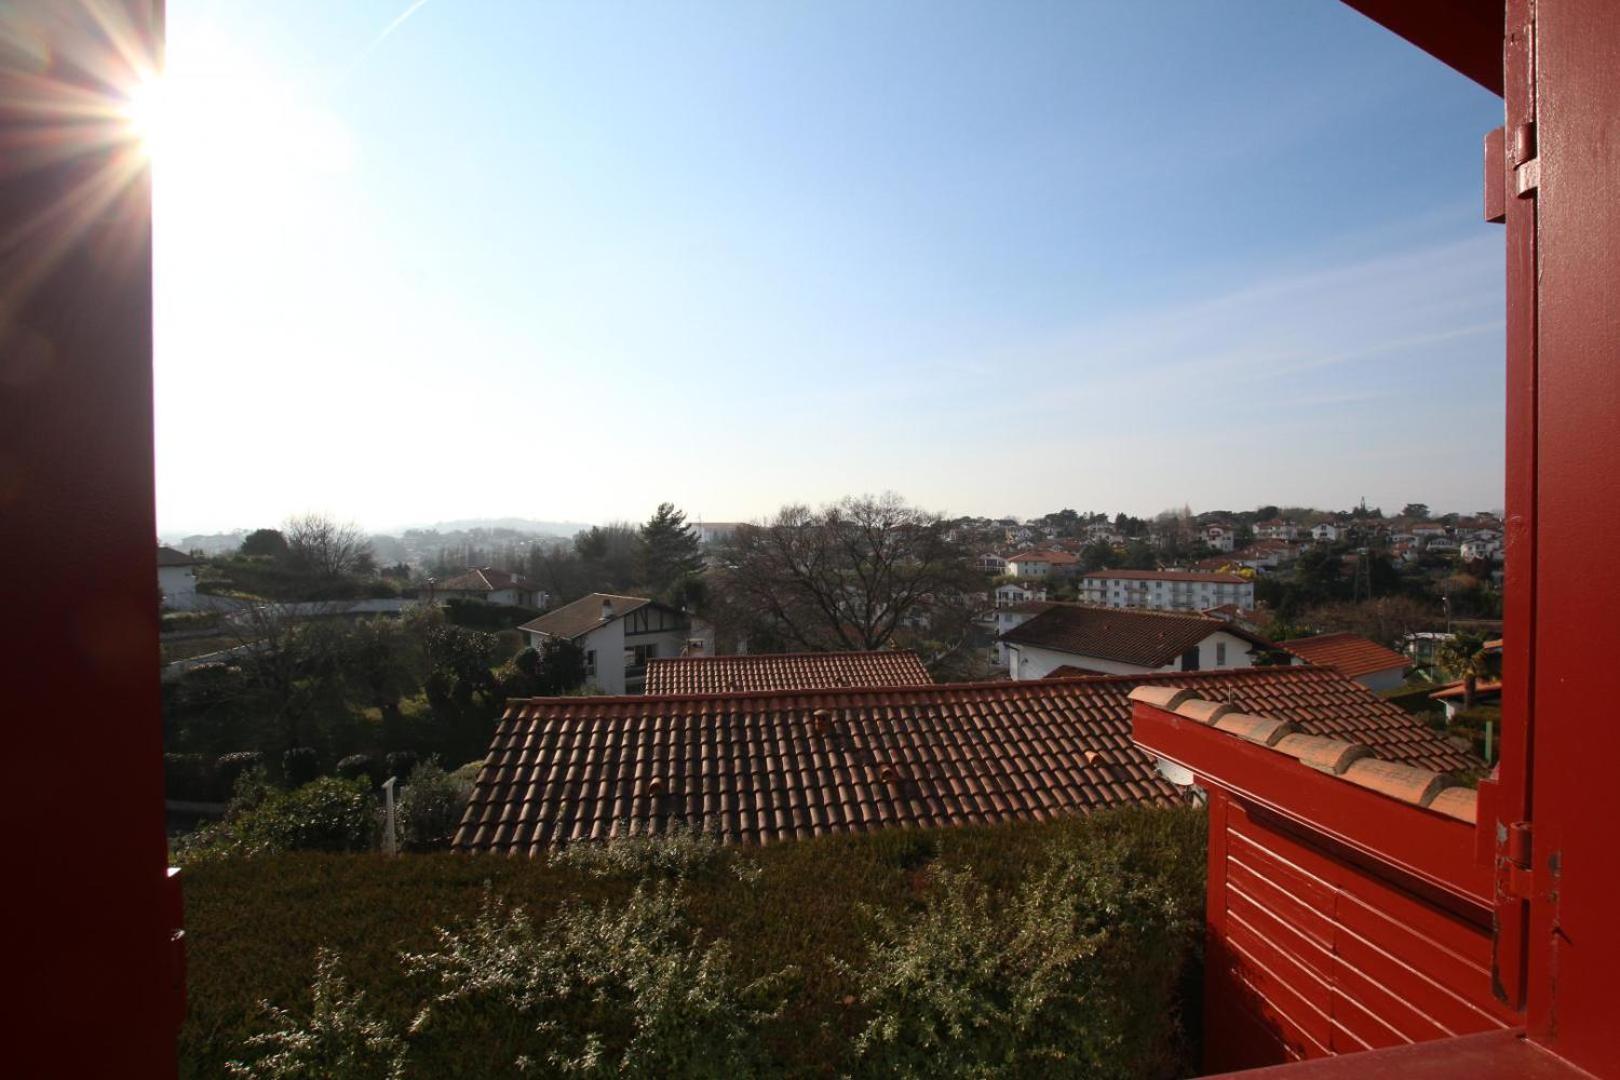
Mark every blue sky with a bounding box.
[153,1,1505,533]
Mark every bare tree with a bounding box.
[709,493,980,655]
[284,513,372,579]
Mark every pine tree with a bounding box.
[639,503,703,600]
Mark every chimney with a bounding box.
[601,598,614,622]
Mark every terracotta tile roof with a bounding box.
[1081,568,1250,584]
[1001,604,1274,669]
[1002,600,1058,615]
[516,592,652,639]
[1280,632,1412,679]
[643,650,933,694]
[1128,686,1480,824]
[1006,549,1079,565]
[1044,664,1115,677]
[156,546,196,567]
[438,566,538,594]
[453,666,1476,852]
[1429,679,1504,702]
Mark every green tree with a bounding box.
[240,528,288,559]
[1402,502,1431,520]
[1436,631,1499,709]
[639,502,703,599]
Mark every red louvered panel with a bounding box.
[1223,925,1334,1059]
[1207,798,1506,1071]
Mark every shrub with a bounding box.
[217,751,265,792]
[843,834,1198,1078]
[179,808,1206,1078]
[550,822,754,883]
[442,597,540,631]
[335,755,379,785]
[178,778,378,864]
[395,761,470,851]
[228,765,278,819]
[284,747,321,787]
[403,885,789,1076]
[226,948,405,1080]
[163,610,224,633]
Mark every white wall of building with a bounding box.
[1007,629,1258,680]
[158,564,198,610]
[1079,575,1254,612]
[526,618,691,694]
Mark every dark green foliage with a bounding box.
[228,765,278,818]
[1447,704,1503,770]
[240,528,290,559]
[162,610,224,633]
[498,638,588,698]
[383,752,419,782]
[403,884,786,1077]
[217,751,266,792]
[225,948,404,1079]
[284,747,320,787]
[335,755,379,785]
[442,597,540,631]
[640,502,704,601]
[177,777,379,864]
[845,830,1199,1078]
[549,823,751,883]
[395,760,470,851]
[180,807,1205,1079]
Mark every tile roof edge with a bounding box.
[505,665,1348,709]
[647,648,927,664]
[1132,692,1479,825]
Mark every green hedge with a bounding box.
[181,807,1205,1079]
[443,597,541,631]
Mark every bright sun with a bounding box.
[119,63,355,187]
[121,75,168,158]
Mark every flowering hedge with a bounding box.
[183,806,1205,1078]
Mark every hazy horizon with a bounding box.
[153,1,1504,536]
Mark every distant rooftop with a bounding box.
[1082,569,1250,584]
[1002,604,1273,669]
[1281,632,1412,679]
[644,650,932,695]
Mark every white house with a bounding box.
[435,567,548,608]
[1205,525,1236,553]
[693,521,745,547]
[994,580,1048,606]
[1001,604,1271,679]
[1256,519,1301,541]
[517,593,691,694]
[1279,632,1412,693]
[1006,549,1080,579]
[1460,538,1502,562]
[157,546,199,610]
[1311,522,1341,543]
[988,600,1054,667]
[1078,569,1254,612]
[977,552,1008,576]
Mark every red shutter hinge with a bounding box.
[1502,820,1534,899]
